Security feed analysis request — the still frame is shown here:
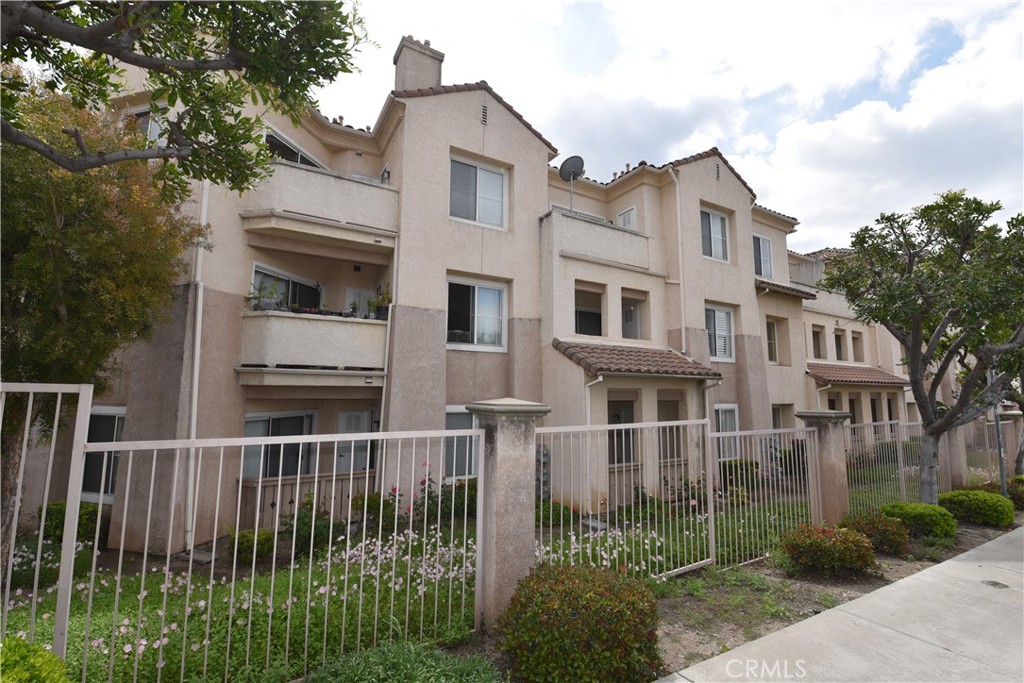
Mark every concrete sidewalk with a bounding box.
[660,526,1024,683]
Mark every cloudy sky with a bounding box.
[315,1,1023,252]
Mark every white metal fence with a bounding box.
[534,421,818,577]
[963,418,1014,485]
[1,383,481,683]
[845,421,924,517]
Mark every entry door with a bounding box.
[608,401,635,464]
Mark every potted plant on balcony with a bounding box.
[375,288,392,321]
[365,296,378,319]
[343,301,358,318]
[245,281,281,311]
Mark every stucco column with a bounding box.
[939,424,969,490]
[998,411,1022,475]
[796,411,851,524]
[467,398,551,633]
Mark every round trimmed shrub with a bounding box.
[498,563,663,683]
[840,512,910,556]
[969,480,1024,511]
[0,636,67,683]
[938,489,1014,527]
[880,502,957,539]
[779,524,876,577]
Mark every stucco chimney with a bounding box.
[393,36,444,91]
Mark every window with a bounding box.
[621,291,648,340]
[608,400,636,465]
[714,405,739,460]
[753,235,772,278]
[811,325,825,359]
[575,286,603,336]
[705,305,734,361]
[82,408,125,501]
[266,132,320,168]
[253,266,321,310]
[834,331,846,361]
[450,158,504,227]
[701,209,728,261]
[765,319,779,363]
[126,109,162,144]
[445,409,478,479]
[337,411,375,472]
[616,207,636,231]
[243,413,314,478]
[771,405,783,430]
[447,278,507,350]
[851,331,865,362]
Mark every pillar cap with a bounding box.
[796,410,852,424]
[466,398,551,417]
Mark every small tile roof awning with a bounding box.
[806,362,909,386]
[755,278,817,300]
[553,339,720,379]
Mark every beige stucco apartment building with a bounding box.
[67,37,916,552]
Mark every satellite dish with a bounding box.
[558,155,585,181]
[558,155,585,213]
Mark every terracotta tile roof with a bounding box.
[553,339,720,379]
[755,278,817,300]
[392,81,558,154]
[806,362,909,386]
[803,247,853,262]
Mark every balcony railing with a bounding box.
[240,310,386,370]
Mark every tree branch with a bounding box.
[928,331,968,408]
[2,119,192,172]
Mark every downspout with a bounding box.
[185,179,211,552]
[378,235,399,432]
[670,167,687,355]
[584,375,604,426]
[815,382,832,410]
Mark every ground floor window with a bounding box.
[337,410,376,472]
[243,413,314,478]
[82,408,125,502]
[714,404,739,460]
[444,409,478,479]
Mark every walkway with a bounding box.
[660,526,1024,682]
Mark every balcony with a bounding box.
[238,311,387,387]
[547,209,651,271]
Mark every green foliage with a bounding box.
[1,2,367,198]
[719,459,760,493]
[969,480,1024,510]
[840,512,910,556]
[535,499,580,528]
[938,489,1015,527]
[778,440,808,478]
[414,476,478,523]
[37,499,100,544]
[284,492,333,556]
[499,563,663,683]
[0,636,67,683]
[880,502,957,539]
[304,641,502,683]
[351,491,403,536]
[228,527,276,565]
[779,524,876,577]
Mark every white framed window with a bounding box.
[243,412,315,479]
[766,319,779,364]
[446,277,507,351]
[450,157,505,228]
[705,305,735,361]
[714,404,739,460]
[701,209,728,261]
[265,130,321,168]
[616,206,637,231]
[252,264,321,310]
[445,408,478,479]
[82,407,126,503]
[753,235,772,278]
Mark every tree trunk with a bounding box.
[1015,432,1024,476]
[919,431,941,505]
[0,425,27,590]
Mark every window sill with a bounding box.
[710,356,736,364]
[447,343,507,354]
[701,255,730,264]
[448,215,506,231]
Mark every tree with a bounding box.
[1,1,364,199]
[822,191,1024,504]
[1,76,207,579]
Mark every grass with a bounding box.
[668,567,794,629]
[4,526,476,683]
[303,641,502,683]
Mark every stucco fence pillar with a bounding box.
[998,411,1022,475]
[796,411,851,525]
[467,398,550,634]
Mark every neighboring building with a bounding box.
[24,37,920,552]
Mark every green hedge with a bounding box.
[0,637,67,683]
[879,502,957,539]
[37,499,101,544]
[840,512,909,556]
[938,489,1014,527]
[779,524,876,577]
